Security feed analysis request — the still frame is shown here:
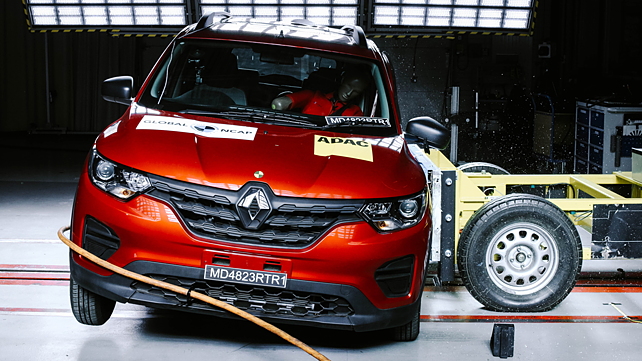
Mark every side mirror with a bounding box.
[405,116,450,150]
[102,76,134,106]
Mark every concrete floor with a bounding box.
[2,133,642,361]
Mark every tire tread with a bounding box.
[70,278,115,325]
[392,305,420,341]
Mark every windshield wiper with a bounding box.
[180,107,320,128]
[225,106,320,127]
[178,109,255,122]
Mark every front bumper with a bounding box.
[70,168,430,331]
[70,255,421,332]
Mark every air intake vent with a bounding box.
[374,255,415,298]
[82,216,120,260]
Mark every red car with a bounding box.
[69,14,449,341]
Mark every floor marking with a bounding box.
[2,307,638,324]
[1,271,69,279]
[0,264,70,285]
[424,285,642,293]
[0,264,69,271]
[0,279,69,286]
[0,239,62,244]
[573,286,642,293]
[0,307,181,319]
[0,307,70,313]
[420,314,642,323]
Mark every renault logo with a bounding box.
[236,187,272,230]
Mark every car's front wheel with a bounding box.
[70,277,115,325]
[391,301,420,341]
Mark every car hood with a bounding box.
[96,111,426,199]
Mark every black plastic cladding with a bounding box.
[132,275,355,317]
[82,216,120,260]
[374,255,414,297]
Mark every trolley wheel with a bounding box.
[457,162,510,175]
[70,277,115,325]
[457,194,582,312]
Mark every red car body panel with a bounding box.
[97,109,425,198]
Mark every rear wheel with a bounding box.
[457,194,582,312]
[70,277,115,325]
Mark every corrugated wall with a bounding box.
[1,1,168,133]
[1,1,47,132]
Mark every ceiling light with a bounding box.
[401,7,426,26]
[503,9,529,28]
[374,6,400,25]
[480,0,503,6]
[452,8,477,27]
[25,0,187,30]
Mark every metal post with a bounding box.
[44,32,51,129]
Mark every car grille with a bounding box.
[132,275,355,317]
[147,176,364,248]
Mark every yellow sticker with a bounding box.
[314,135,373,162]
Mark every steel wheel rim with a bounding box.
[485,222,560,295]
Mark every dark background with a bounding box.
[2,0,641,171]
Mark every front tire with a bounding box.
[70,277,115,325]
[391,301,420,341]
[457,194,582,312]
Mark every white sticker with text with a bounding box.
[137,115,257,141]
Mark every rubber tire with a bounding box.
[457,162,510,175]
[457,193,582,312]
[391,302,420,341]
[70,277,116,325]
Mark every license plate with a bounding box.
[204,265,287,288]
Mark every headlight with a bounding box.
[360,192,427,232]
[89,151,151,200]
[399,199,419,218]
[95,160,115,181]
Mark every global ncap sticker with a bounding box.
[137,115,257,141]
[314,135,373,162]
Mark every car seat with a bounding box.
[199,52,247,105]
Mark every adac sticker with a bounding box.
[314,135,373,162]
[137,115,257,141]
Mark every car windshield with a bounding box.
[138,39,396,137]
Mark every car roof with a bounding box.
[178,13,377,59]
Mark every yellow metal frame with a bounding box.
[426,150,642,259]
